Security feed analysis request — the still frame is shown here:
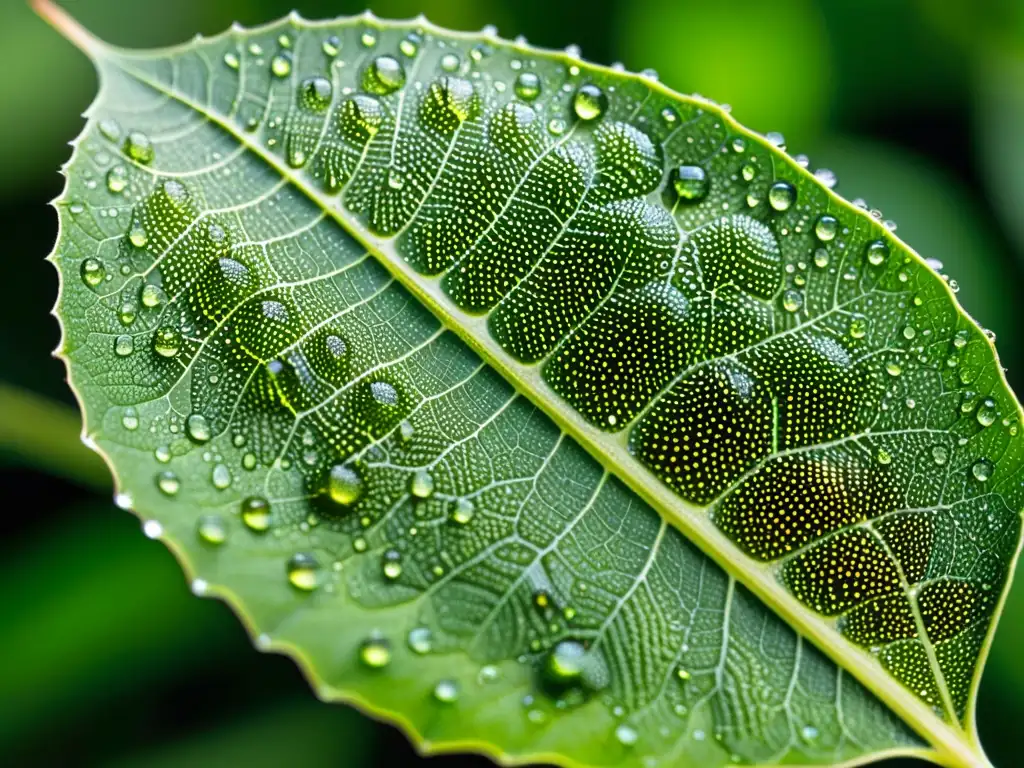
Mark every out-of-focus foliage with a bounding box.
[1,1,1022,767]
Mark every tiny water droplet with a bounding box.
[361,30,378,48]
[573,84,607,121]
[676,666,691,681]
[322,35,341,57]
[370,380,398,406]
[241,496,271,532]
[972,458,993,482]
[767,181,795,212]
[140,284,165,308]
[143,519,163,538]
[977,398,998,428]
[121,407,139,430]
[223,51,240,70]
[660,106,678,126]
[197,514,228,545]
[440,53,461,72]
[400,33,421,57]
[615,725,638,746]
[99,118,122,142]
[299,76,332,112]
[286,552,320,591]
[931,445,948,466]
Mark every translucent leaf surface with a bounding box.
[39,2,1024,766]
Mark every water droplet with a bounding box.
[328,464,365,506]
[814,214,837,242]
[142,519,163,538]
[866,240,889,266]
[322,35,341,57]
[114,334,134,357]
[153,327,182,358]
[972,458,993,482]
[541,640,608,693]
[361,30,378,48]
[400,33,421,57]
[298,76,333,113]
[615,725,638,746]
[370,381,398,406]
[433,679,459,703]
[812,248,829,269]
[440,53,460,72]
[409,469,435,499]
[156,470,180,496]
[931,445,948,465]
[660,106,678,126]
[123,132,154,164]
[478,665,500,684]
[140,284,165,308]
[451,498,475,525]
[98,118,122,142]
[382,549,403,580]
[782,289,803,312]
[223,51,240,70]
[128,221,148,248]
[154,445,171,463]
[271,52,293,78]
[286,552,320,591]
[676,666,691,681]
[211,463,231,490]
[573,84,607,121]
[977,398,998,427]
[186,413,211,443]
[547,118,567,136]
[800,725,819,743]
[767,181,795,212]
[359,636,391,668]
[407,627,433,654]
[877,448,892,465]
[885,361,902,377]
[672,165,708,203]
[241,496,271,532]
[766,131,786,150]
[118,301,138,326]
[197,514,227,545]
[121,407,139,430]
[363,56,405,95]
[80,258,105,288]
[106,166,128,194]
[514,72,541,101]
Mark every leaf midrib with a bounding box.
[52,8,990,766]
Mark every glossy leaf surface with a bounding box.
[40,2,1023,766]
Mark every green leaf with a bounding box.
[38,2,1023,766]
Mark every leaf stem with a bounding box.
[30,0,105,57]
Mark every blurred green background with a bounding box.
[2,0,1023,765]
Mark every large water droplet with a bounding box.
[409,469,435,499]
[186,413,212,443]
[211,463,231,490]
[767,181,795,212]
[433,679,459,703]
[514,72,541,101]
[451,498,475,525]
[782,289,803,313]
[156,470,180,496]
[153,327,182,358]
[197,514,228,545]
[328,464,365,506]
[363,56,406,95]
[114,334,134,357]
[672,165,708,203]
[140,283,166,308]
[123,132,154,164]
[286,552,320,591]
[976,398,997,428]
[106,166,128,194]
[77,260,109,295]
[241,496,271,532]
[814,214,837,242]
[972,458,993,482]
[407,627,433,654]
[299,76,332,112]
[121,407,139,430]
[866,240,889,267]
[359,636,391,668]
[573,84,607,121]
